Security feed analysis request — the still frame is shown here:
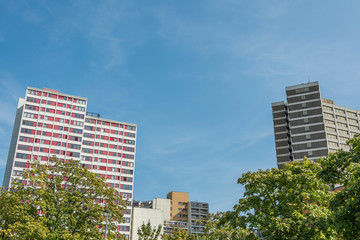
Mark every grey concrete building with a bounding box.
[272,82,360,168]
[187,201,209,234]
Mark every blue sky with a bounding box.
[1,0,360,212]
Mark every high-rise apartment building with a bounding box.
[272,82,360,168]
[3,87,137,239]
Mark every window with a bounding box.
[122,169,133,174]
[122,184,132,190]
[21,128,34,134]
[303,110,308,116]
[24,112,36,118]
[324,113,334,119]
[335,109,345,115]
[349,118,358,124]
[307,142,312,148]
[15,161,28,168]
[22,120,36,126]
[19,136,32,142]
[323,106,333,112]
[338,129,349,136]
[341,143,350,150]
[16,153,30,159]
[25,104,38,111]
[348,111,357,118]
[304,126,310,131]
[18,145,31,151]
[336,115,346,121]
[326,127,336,133]
[325,119,335,125]
[327,134,337,140]
[71,128,83,134]
[350,125,359,131]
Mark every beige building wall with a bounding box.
[131,198,170,240]
[166,191,189,222]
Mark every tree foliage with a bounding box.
[231,159,336,239]
[137,221,162,240]
[319,136,360,239]
[202,212,258,240]
[203,136,360,240]
[0,157,127,240]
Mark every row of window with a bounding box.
[82,141,134,151]
[17,150,80,158]
[19,134,81,144]
[27,97,85,110]
[83,133,136,145]
[81,148,134,158]
[15,152,135,167]
[85,118,136,131]
[27,89,86,105]
[84,127,136,139]
[80,156,134,168]
[25,104,85,113]
[21,124,83,134]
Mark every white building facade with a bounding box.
[3,87,137,239]
[131,198,171,240]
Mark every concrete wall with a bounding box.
[131,198,170,240]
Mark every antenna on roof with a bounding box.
[308,76,310,83]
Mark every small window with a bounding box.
[302,103,307,108]
[308,151,313,156]
[307,142,312,148]
[305,126,310,131]
[304,118,309,123]
[303,110,308,116]
[306,134,311,140]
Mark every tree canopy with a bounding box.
[0,157,127,240]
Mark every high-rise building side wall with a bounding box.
[3,98,26,189]
[272,101,292,169]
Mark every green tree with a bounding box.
[229,159,337,240]
[0,157,127,240]
[202,212,258,240]
[319,136,360,239]
[137,221,162,240]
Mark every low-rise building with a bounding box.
[131,198,171,240]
